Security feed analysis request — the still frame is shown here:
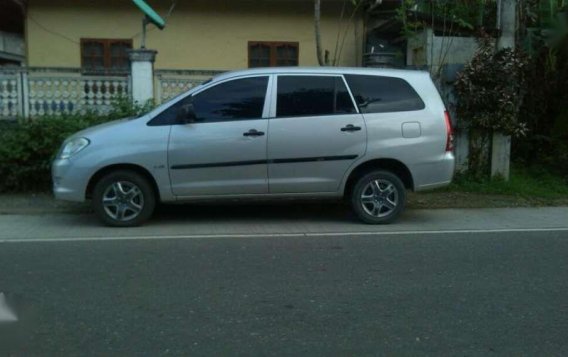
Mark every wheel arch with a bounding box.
[86,164,161,201]
[343,158,414,198]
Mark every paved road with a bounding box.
[1,228,568,355]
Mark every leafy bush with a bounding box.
[0,99,152,192]
[549,108,568,177]
[0,116,98,192]
[106,96,155,119]
[454,36,529,180]
[455,37,529,136]
[515,12,568,176]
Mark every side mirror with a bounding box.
[176,100,197,124]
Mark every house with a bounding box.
[24,0,364,72]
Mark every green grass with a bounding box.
[440,166,568,199]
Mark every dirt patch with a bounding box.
[408,191,568,209]
[0,193,90,215]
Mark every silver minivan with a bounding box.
[52,67,455,227]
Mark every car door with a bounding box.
[168,75,271,197]
[267,74,366,193]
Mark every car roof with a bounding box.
[211,67,431,83]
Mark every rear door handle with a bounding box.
[341,124,362,132]
[243,129,265,137]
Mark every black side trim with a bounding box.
[170,155,358,170]
[171,160,266,170]
[271,155,358,164]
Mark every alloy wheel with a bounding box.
[360,179,399,218]
[102,181,144,222]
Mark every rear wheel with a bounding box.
[92,170,156,227]
[351,170,406,224]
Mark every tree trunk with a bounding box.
[314,0,325,66]
[469,129,492,181]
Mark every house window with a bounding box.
[81,39,132,75]
[248,42,299,68]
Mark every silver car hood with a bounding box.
[68,118,134,140]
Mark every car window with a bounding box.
[193,76,268,122]
[148,77,268,126]
[344,74,425,113]
[147,95,193,126]
[276,76,356,118]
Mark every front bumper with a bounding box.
[52,158,89,202]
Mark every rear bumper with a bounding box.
[413,152,455,192]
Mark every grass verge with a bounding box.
[408,166,568,209]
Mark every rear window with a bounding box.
[344,75,425,113]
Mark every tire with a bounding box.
[92,170,156,227]
[350,170,406,224]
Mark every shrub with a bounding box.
[0,115,100,192]
[106,96,155,119]
[454,36,529,180]
[455,37,529,136]
[514,32,568,178]
[0,99,152,192]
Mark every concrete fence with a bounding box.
[0,67,222,119]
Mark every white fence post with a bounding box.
[155,72,162,105]
[128,49,157,105]
[491,0,517,180]
[20,70,29,118]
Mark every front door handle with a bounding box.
[341,124,362,132]
[243,129,265,137]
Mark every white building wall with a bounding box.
[406,30,480,173]
[406,29,479,70]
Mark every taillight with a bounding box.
[444,110,454,152]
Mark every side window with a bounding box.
[147,95,193,126]
[276,76,356,118]
[148,77,268,126]
[192,76,268,122]
[344,75,425,113]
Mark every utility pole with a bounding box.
[315,0,325,66]
[491,0,517,180]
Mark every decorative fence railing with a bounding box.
[0,68,129,118]
[0,67,223,119]
[0,71,20,118]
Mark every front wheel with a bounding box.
[92,170,156,227]
[350,170,406,224]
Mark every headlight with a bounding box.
[59,137,90,159]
